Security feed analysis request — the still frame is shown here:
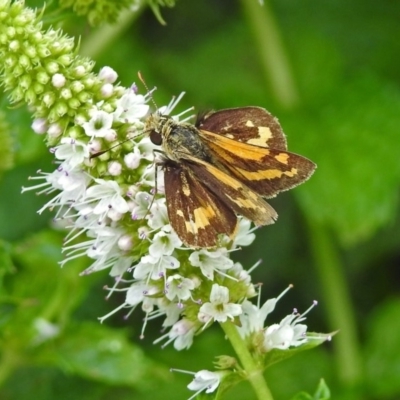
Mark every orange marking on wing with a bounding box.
[200,130,270,160]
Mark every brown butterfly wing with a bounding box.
[198,129,316,198]
[196,107,287,150]
[163,161,238,248]
[181,156,278,226]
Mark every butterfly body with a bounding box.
[145,107,316,248]
[146,114,214,164]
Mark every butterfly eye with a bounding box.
[150,130,163,145]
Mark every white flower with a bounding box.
[237,285,293,338]
[158,92,189,119]
[125,281,160,312]
[22,164,90,215]
[199,284,242,323]
[133,254,180,280]
[232,218,256,248]
[113,89,149,123]
[154,319,197,350]
[82,110,114,138]
[187,370,222,399]
[85,179,129,217]
[147,199,169,230]
[148,230,182,258]
[160,301,183,328]
[263,301,317,351]
[263,315,307,351]
[230,262,256,297]
[63,206,102,241]
[189,248,233,280]
[54,137,90,167]
[66,225,125,273]
[110,255,134,276]
[137,136,158,161]
[130,191,151,220]
[165,274,195,301]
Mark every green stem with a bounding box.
[307,221,363,386]
[240,0,299,109]
[0,348,21,387]
[220,321,274,400]
[79,1,146,59]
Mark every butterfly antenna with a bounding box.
[138,71,159,111]
[90,130,143,159]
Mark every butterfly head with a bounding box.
[145,112,176,146]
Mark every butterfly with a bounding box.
[144,106,316,248]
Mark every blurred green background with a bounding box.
[1,0,400,399]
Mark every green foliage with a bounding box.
[290,379,331,400]
[148,0,177,25]
[364,298,400,398]
[39,321,168,387]
[290,74,400,245]
[0,109,14,175]
[215,371,245,399]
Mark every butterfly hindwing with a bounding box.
[183,156,278,226]
[196,107,287,150]
[198,129,316,198]
[163,161,238,248]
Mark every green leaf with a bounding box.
[291,379,330,400]
[38,321,169,388]
[0,366,138,400]
[289,73,400,245]
[2,230,91,345]
[312,379,331,399]
[365,297,400,398]
[215,371,244,399]
[291,393,313,400]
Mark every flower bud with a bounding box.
[68,98,81,110]
[70,81,84,93]
[43,92,56,108]
[19,54,31,68]
[60,88,72,100]
[45,61,59,74]
[52,73,66,88]
[9,39,19,51]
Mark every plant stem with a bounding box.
[220,321,274,400]
[0,348,21,387]
[79,0,146,59]
[240,0,299,109]
[308,221,363,386]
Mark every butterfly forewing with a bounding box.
[198,129,316,198]
[196,107,287,150]
[163,162,238,248]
